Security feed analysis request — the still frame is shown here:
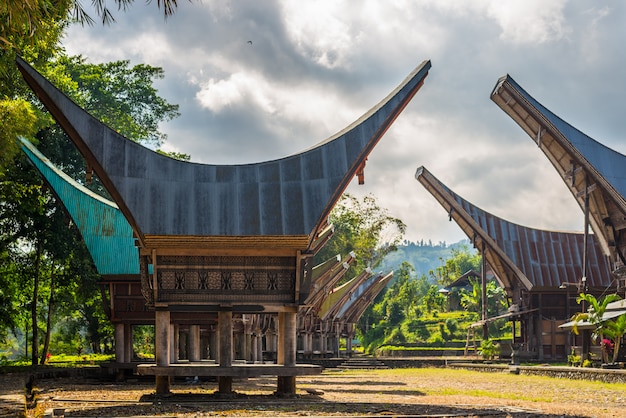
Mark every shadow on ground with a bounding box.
[44,392,588,418]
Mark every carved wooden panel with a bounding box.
[155,255,297,304]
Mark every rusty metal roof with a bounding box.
[19,137,140,276]
[339,272,393,324]
[415,166,613,291]
[17,57,431,252]
[491,75,626,270]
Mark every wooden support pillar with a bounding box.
[245,332,252,362]
[277,311,297,395]
[189,325,201,362]
[218,309,233,394]
[114,323,126,382]
[251,333,258,363]
[155,310,171,395]
[114,323,125,363]
[346,333,353,356]
[257,331,264,363]
[170,323,179,363]
[124,324,133,362]
[481,243,488,341]
[209,328,218,361]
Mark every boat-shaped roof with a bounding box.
[415,166,613,292]
[17,57,430,252]
[19,137,139,276]
[338,272,393,324]
[491,75,626,265]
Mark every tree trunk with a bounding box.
[31,241,42,366]
[24,317,28,359]
[40,271,55,365]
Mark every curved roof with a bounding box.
[17,57,431,251]
[319,268,373,321]
[415,166,613,291]
[19,137,139,276]
[338,272,393,324]
[491,75,626,267]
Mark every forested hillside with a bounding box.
[380,239,474,280]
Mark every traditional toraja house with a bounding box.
[21,136,395,371]
[17,56,431,394]
[490,75,626,292]
[415,166,615,361]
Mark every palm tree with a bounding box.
[1,0,183,46]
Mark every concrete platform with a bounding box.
[136,363,322,377]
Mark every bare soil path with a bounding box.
[2,367,625,417]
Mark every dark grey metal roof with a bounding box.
[415,166,614,291]
[491,75,626,269]
[17,57,431,249]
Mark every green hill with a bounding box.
[379,239,473,281]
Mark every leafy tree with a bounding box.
[421,285,446,314]
[385,299,405,325]
[0,53,180,362]
[429,244,480,287]
[315,193,406,278]
[55,55,180,147]
[0,98,39,170]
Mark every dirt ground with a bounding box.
[2,366,625,417]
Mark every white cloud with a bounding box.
[486,0,571,44]
[282,1,356,69]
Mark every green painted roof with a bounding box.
[19,137,140,275]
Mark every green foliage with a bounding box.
[358,244,513,354]
[459,279,507,317]
[0,98,38,169]
[133,325,155,359]
[603,313,626,364]
[479,339,500,361]
[0,0,180,47]
[567,348,581,367]
[572,293,626,364]
[0,0,70,47]
[53,55,180,147]
[315,193,406,278]
[383,327,406,346]
[381,240,463,276]
[0,49,180,362]
[422,285,446,314]
[429,244,481,287]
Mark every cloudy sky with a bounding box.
[61,0,626,246]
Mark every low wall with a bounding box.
[376,349,466,357]
[447,362,626,384]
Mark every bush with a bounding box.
[479,339,500,361]
[383,328,406,345]
[445,318,458,334]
